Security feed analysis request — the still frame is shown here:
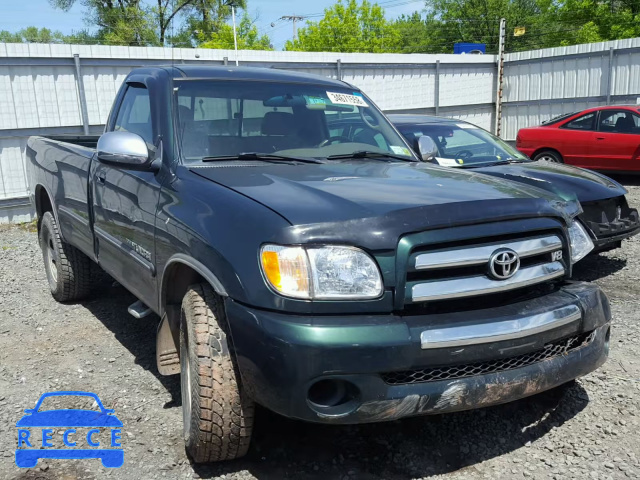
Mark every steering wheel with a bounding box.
[318,136,351,147]
[453,149,474,159]
[360,109,380,130]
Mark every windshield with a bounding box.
[397,122,529,167]
[175,80,417,163]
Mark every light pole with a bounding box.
[224,0,239,65]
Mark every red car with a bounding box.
[516,105,640,172]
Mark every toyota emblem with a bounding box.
[488,248,520,280]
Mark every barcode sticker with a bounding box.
[434,157,463,167]
[326,91,369,107]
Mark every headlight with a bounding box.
[260,245,383,300]
[568,220,594,264]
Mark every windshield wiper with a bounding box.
[201,152,323,164]
[484,158,530,166]
[326,150,416,162]
[459,158,529,168]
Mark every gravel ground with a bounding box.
[1,176,639,480]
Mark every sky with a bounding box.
[0,0,423,50]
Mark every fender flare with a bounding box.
[34,184,62,234]
[156,254,228,376]
[160,253,228,307]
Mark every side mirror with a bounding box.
[97,131,150,169]
[417,135,439,161]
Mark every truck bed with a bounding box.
[42,135,100,149]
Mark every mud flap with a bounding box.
[156,305,180,375]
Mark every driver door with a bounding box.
[593,109,640,171]
[91,83,161,306]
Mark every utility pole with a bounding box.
[224,0,239,65]
[494,17,506,137]
[280,15,306,41]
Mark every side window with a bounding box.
[562,112,596,131]
[114,85,153,145]
[599,110,640,134]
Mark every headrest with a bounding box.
[615,115,633,132]
[261,111,296,136]
[178,105,193,122]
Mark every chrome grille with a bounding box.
[414,235,562,271]
[382,331,595,385]
[407,234,565,303]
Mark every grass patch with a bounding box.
[18,219,38,233]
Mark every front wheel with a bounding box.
[533,150,563,163]
[180,284,254,463]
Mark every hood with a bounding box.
[189,161,574,236]
[474,160,627,204]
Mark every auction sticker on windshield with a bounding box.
[434,157,464,166]
[305,96,327,105]
[390,146,412,156]
[327,92,369,107]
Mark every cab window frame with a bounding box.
[597,109,640,135]
[112,83,155,147]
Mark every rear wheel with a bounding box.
[180,283,254,463]
[533,150,563,163]
[39,211,93,302]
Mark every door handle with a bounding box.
[596,137,606,140]
[97,173,106,184]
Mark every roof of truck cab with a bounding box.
[387,114,462,125]
[159,65,350,88]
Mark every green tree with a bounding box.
[0,26,96,44]
[285,0,401,53]
[50,0,159,45]
[174,0,247,47]
[152,0,197,45]
[199,12,271,50]
[420,0,550,53]
[392,12,448,53]
[551,0,640,47]
[398,0,640,54]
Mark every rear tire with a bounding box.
[39,211,93,302]
[533,149,563,163]
[180,283,254,463]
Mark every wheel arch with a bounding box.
[34,184,58,230]
[160,254,228,308]
[532,147,563,162]
[156,254,228,376]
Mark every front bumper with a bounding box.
[226,281,610,424]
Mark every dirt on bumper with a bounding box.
[348,324,609,424]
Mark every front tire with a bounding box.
[180,284,254,463]
[533,149,563,163]
[39,211,93,302]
